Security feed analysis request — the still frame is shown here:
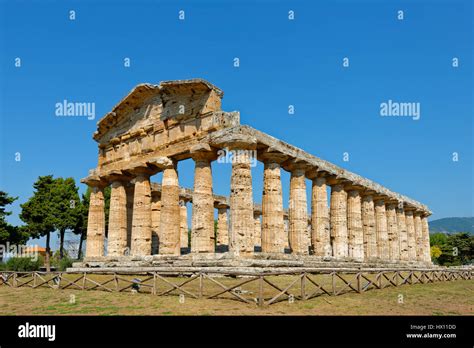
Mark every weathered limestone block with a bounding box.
[374,199,389,261]
[180,201,189,249]
[85,185,106,257]
[414,212,424,262]
[289,168,309,255]
[347,189,364,261]
[151,194,161,254]
[421,215,432,263]
[405,210,417,261]
[229,148,255,256]
[216,206,229,247]
[330,184,348,258]
[311,177,331,258]
[397,207,409,261]
[254,212,262,248]
[159,164,181,255]
[362,194,377,260]
[261,159,285,253]
[108,180,128,257]
[386,203,399,262]
[131,173,152,256]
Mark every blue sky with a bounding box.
[0,0,472,249]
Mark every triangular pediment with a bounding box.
[94,79,224,143]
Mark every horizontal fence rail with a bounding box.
[0,269,472,306]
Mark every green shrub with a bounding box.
[54,256,73,271]
[5,256,44,271]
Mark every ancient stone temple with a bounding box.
[79,79,432,269]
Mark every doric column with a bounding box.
[254,209,262,250]
[288,162,309,255]
[374,198,389,261]
[216,203,229,250]
[130,172,152,256]
[125,184,135,253]
[386,202,399,262]
[180,200,189,249]
[329,182,348,258]
[397,206,409,261]
[405,209,417,261]
[227,142,256,256]
[83,175,107,258]
[310,176,331,258]
[260,150,286,254]
[347,188,364,261]
[362,194,377,260]
[414,211,424,262]
[151,192,161,255]
[105,171,130,257]
[421,213,432,263]
[190,144,216,253]
[159,160,181,255]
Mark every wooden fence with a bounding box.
[0,268,472,306]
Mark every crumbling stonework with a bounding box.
[81,79,432,268]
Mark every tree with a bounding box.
[430,232,447,247]
[430,232,473,266]
[430,245,442,264]
[20,176,57,271]
[0,191,29,262]
[51,177,82,259]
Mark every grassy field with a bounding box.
[0,276,472,315]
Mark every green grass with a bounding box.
[0,277,472,316]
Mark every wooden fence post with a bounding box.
[258,276,264,306]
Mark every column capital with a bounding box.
[326,176,351,187]
[190,143,218,162]
[215,202,229,210]
[81,173,108,188]
[147,156,175,170]
[283,158,310,173]
[123,162,156,176]
[102,169,132,184]
[211,133,257,150]
[343,183,365,192]
[258,147,289,164]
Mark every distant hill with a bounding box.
[429,217,474,234]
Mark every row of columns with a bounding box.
[85,143,431,264]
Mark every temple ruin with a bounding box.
[76,79,432,270]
